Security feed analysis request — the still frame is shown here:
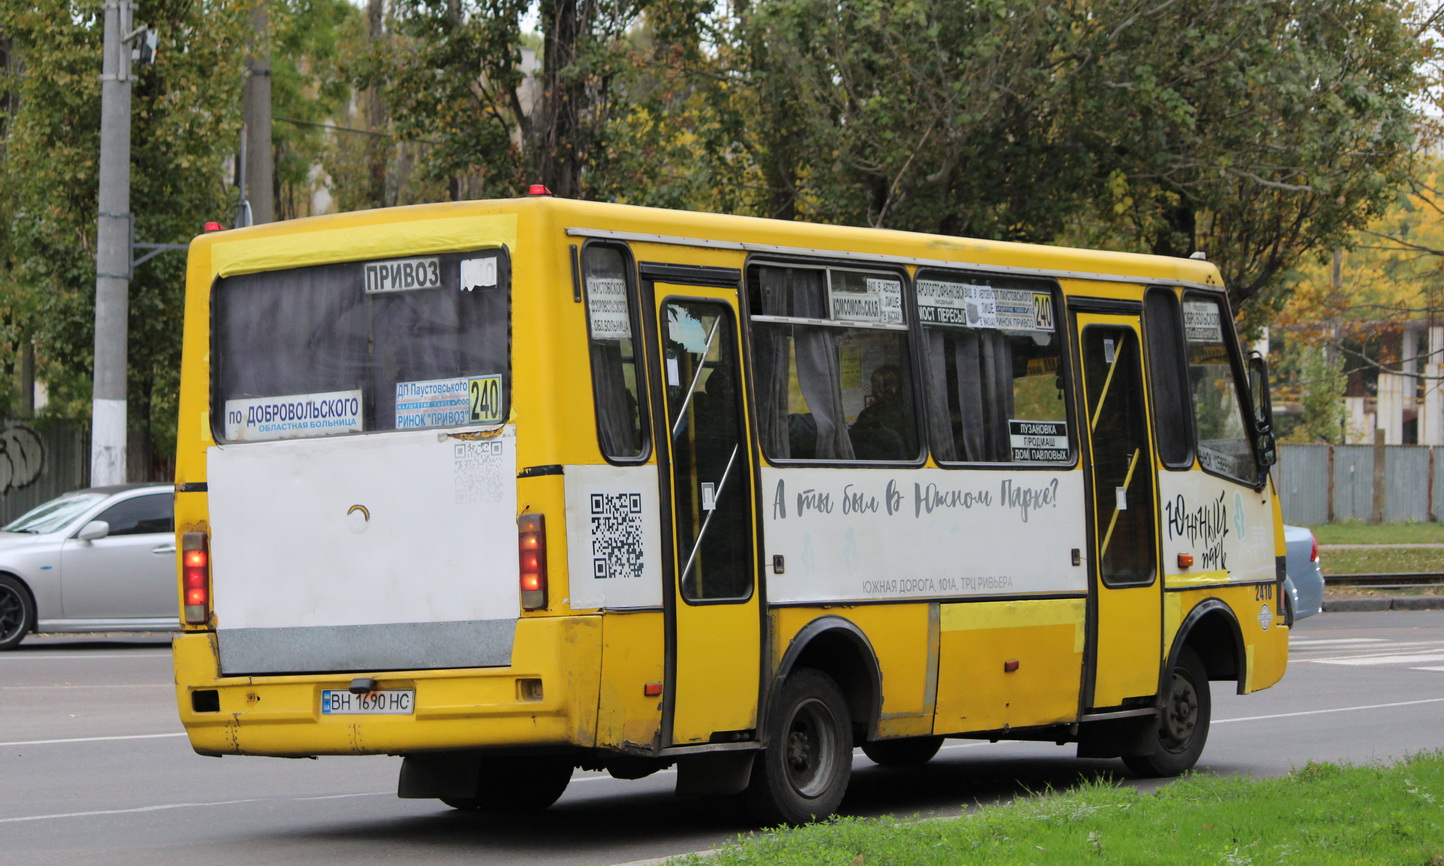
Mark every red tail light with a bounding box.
[181,531,211,625]
[518,514,547,610]
[1310,534,1319,563]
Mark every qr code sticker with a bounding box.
[590,492,644,580]
[453,440,506,503]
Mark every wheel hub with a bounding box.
[1160,670,1199,751]
[784,698,836,797]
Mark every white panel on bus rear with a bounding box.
[206,426,519,675]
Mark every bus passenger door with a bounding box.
[642,266,762,747]
[1074,312,1163,708]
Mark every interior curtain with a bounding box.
[591,343,636,456]
[923,328,957,461]
[753,268,792,458]
[790,270,855,460]
[925,327,1014,462]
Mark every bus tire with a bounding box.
[441,755,573,812]
[861,736,943,767]
[1123,647,1211,778]
[744,668,852,825]
[0,575,34,651]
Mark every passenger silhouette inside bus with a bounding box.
[849,364,913,460]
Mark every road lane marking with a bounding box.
[0,793,393,825]
[1311,652,1444,666]
[0,653,171,661]
[0,732,187,747]
[1289,638,1387,646]
[1292,641,1444,654]
[1217,696,1444,725]
[2,683,172,690]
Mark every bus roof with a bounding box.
[189,196,1226,292]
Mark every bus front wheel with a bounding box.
[442,755,573,812]
[1123,647,1211,777]
[744,668,852,825]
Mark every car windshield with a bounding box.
[1,492,108,534]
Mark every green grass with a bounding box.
[1310,521,1444,545]
[671,754,1444,866]
[1297,521,1444,574]
[1323,547,1444,575]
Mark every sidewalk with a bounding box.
[1323,593,1444,612]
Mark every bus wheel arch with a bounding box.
[774,616,882,744]
[1172,600,1246,694]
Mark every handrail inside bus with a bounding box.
[680,444,740,586]
[671,314,723,442]
[1100,448,1143,560]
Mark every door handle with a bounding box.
[152,545,177,555]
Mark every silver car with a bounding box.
[0,484,176,650]
[1283,523,1325,622]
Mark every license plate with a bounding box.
[320,689,415,715]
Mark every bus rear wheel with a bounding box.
[744,668,852,826]
[442,755,573,812]
[1123,647,1211,778]
[861,736,943,767]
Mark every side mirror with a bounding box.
[76,520,111,542]
[1248,353,1277,472]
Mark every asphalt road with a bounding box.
[3,611,1442,866]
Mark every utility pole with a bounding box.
[92,0,136,485]
[242,0,273,225]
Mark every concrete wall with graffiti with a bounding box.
[0,420,89,525]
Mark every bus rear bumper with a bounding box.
[173,616,602,758]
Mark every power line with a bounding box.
[274,114,390,139]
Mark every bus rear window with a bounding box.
[212,249,511,442]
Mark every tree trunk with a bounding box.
[534,0,585,198]
[366,0,389,207]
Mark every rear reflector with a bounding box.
[181,531,210,625]
[518,513,547,610]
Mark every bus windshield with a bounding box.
[212,249,511,442]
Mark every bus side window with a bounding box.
[583,244,647,461]
[1181,292,1254,483]
[747,264,919,463]
[1144,288,1195,469]
[916,273,1070,465]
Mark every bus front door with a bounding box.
[643,267,762,747]
[1075,312,1163,709]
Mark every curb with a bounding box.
[1324,595,1444,612]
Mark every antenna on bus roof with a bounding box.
[1189,251,1207,260]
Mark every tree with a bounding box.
[1271,158,1444,440]
[268,0,365,219]
[1067,0,1435,320]
[0,0,249,476]
[719,0,1432,319]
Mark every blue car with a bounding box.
[1283,524,1325,621]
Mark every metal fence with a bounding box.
[1275,443,1442,526]
[0,420,89,525]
